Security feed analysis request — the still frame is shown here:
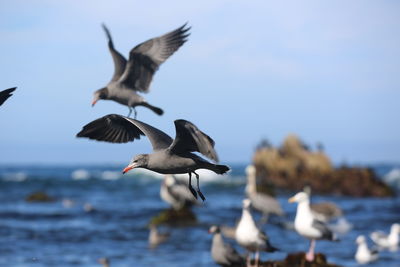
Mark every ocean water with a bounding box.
[0,163,399,267]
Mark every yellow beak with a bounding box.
[288,197,296,203]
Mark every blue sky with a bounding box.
[1,0,400,165]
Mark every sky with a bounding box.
[1,0,400,165]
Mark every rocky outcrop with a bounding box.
[149,207,197,226]
[25,191,55,202]
[253,135,394,197]
[259,252,343,267]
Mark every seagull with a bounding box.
[160,175,198,210]
[370,223,400,250]
[289,192,337,262]
[0,87,16,106]
[148,224,170,249]
[245,165,284,223]
[355,235,378,264]
[235,199,278,267]
[92,23,190,118]
[76,114,230,201]
[209,225,245,267]
[303,185,343,222]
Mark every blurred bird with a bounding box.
[289,192,337,262]
[220,225,237,240]
[355,235,378,264]
[76,114,230,201]
[98,258,110,267]
[148,224,170,249]
[303,185,343,222]
[245,165,284,223]
[0,87,16,106]
[328,217,353,235]
[209,225,245,267]
[235,199,278,267]
[160,175,198,210]
[370,223,400,250]
[92,23,190,118]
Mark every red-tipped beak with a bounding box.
[91,100,97,107]
[122,166,133,174]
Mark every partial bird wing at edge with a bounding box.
[0,87,17,106]
[76,114,173,151]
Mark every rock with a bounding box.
[25,191,56,202]
[253,135,394,197]
[149,207,197,226]
[258,252,342,267]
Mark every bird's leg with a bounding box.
[245,252,251,267]
[306,239,316,262]
[188,172,198,199]
[133,108,137,119]
[193,171,205,201]
[127,107,132,118]
[255,250,260,267]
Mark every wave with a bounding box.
[71,169,91,180]
[383,168,400,190]
[1,171,28,182]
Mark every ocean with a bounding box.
[0,163,399,267]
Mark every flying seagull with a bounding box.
[76,114,229,200]
[0,87,17,106]
[92,23,190,118]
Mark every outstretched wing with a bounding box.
[169,119,218,162]
[76,114,173,151]
[118,23,190,92]
[0,87,17,106]
[102,24,128,82]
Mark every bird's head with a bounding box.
[208,225,220,234]
[391,223,400,233]
[245,165,256,177]
[92,87,108,107]
[164,175,176,186]
[355,235,366,245]
[122,154,149,174]
[242,198,251,209]
[288,192,309,203]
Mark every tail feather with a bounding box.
[213,164,230,175]
[143,103,164,116]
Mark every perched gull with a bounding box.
[209,225,245,267]
[77,114,230,201]
[355,235,378,264]
[0,87,16,106]
[160,175,198,210]
[303,185,343,222]
[92,23,190,118]
[370,223,400,250]
[245,165,284,223]
[235,199,278,267]
[148,224,170,249]
[289,192,337,262]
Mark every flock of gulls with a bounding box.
[1,22,399,267]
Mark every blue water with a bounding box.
[0,164,399,267]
